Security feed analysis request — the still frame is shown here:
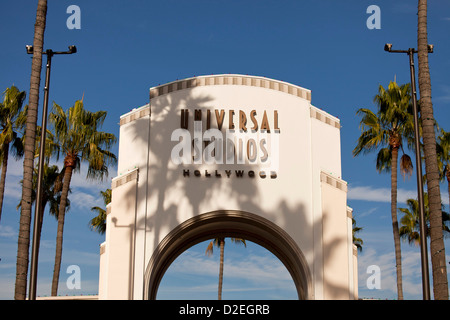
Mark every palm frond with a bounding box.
[376,147,391,173]
[0,86,26,158]
[230,238,246,247]
[400,154,413,180]
[49,99,117,180]
[205,237,246,257]
[205,240,215,256]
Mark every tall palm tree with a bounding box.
[205,237,246,300]
[399,193,450,245]
[353,81,414,300]
[0,86,26,223]
[49,99,117,296]
[15,0,48,300]
[417,0,448,299]
[89,188,111,235]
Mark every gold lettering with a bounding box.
[206,109,211,130]
[247,138,257,162]
[274,110,279,131]
[260,110,270,132]
[215,109,225,130]
[180,108,280,133]
[229,110,235,130]
[239,110,247,131]
[250,110,258,131]
[181,109,189,129]
[194,109,202,121]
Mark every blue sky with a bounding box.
[1,0,450,300]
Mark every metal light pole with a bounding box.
[384,43,433,300]
[25,45,77,300]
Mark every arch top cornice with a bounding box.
[149,74,312,102]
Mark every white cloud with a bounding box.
[348,185,449,206]
[358,247,421,299]
[68,191,104,212]
[159,247,297,299]
[61,249,102,267]
[1,158,116,213]
[167,251,219,277]
[358,246,450,299]
[2,158,25,206]
[0,275,15,299]
[69,162,116,191]
[357,207,378,218]
[167,250,292,284]
[348,185,415,203]
[0,225,17,239]
[65,163,116,212]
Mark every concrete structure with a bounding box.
[98,74,357,300]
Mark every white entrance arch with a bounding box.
[98,74,358,300]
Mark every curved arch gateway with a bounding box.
[98,74,358,300]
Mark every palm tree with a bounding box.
[0,86,26,223]
[353,81,414,300]
[417,0,448,299]
[48,99,117,296]
[15,0,48,300]
[437,129,450,209]
[352,218,363,252]
[89,188,111,235]
[399,193,450,245]
[205,237,246,300]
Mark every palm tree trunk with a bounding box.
[391,146,403,300]
[0,143,9,223]
[417,0,448,300]
[218,238,225,300]
[51,165,73,296]
[15,0,47,300]
[447,170,450,214]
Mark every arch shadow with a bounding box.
[144,210,313,300]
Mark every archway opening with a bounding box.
[144,211,313,300]
[157,238,298,300]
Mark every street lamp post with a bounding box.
[384,43,433,300]
[25,45,77,300]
